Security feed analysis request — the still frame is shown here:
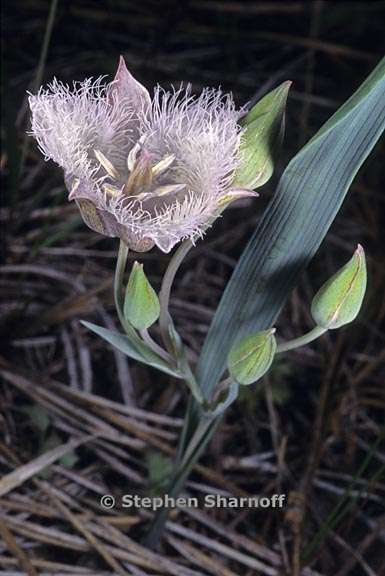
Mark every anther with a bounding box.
[127,135,147,172]
[152,154,175,177]
[103,183,122,197]
[124,151,153,196]
[127,142,141,172]
[94,149,120,179]
[152,183,186,197]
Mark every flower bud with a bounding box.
[311,244,367,329]
[227,329,276,385]
[124,262,160,330]
[234,81,291,190]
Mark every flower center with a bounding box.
[93,143,186,206]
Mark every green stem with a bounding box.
[177,416,213,469]
[139,328,171,363]
[113,240,170,357]
[144,414,217,548]
[276,325,328,353]
[142,240,209,546]
[211,376,232,404]
[175,394,196,462]
[184,376,205,405]
[157,239,203,403]
[114,240,129,328]
[158,240,193,353]
[177,356,205,405]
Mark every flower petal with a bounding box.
[108,56,151,116]
[76,199,118,237]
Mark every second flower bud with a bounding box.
[227,328,277,385]
[124,262,160,330]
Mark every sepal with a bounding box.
[227,328,276,385]
[311,245,367,329]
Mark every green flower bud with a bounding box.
[227,329,276,385]
[233,81,291,190]
[124,261,160,330]
[311,245,367,329]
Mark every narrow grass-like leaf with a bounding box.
[197,56,385,399]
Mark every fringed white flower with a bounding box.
[29,56,257,252]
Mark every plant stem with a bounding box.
[114,241,209,548]
[180,371,205,405]
[159,240,193,353]
[145,319,326,546]
[142,240,208,546]
[114,240,129,328]
[114,240,169,357]
[211,376,232,403]
[157,238,203,401]
[113,243,142,343]
[176,415,213,469]
[139,328,171,363]
[144,414,217,548]
[276,325,327,353]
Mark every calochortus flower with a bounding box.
[28,56,258,252]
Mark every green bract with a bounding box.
[233,81,291,190]
[311,245,367,329]
[227,329,277,385]
[124,261,160,330]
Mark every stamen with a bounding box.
[127,135,147,172]
[94,149,120,179]
[152,183,186,197]
[132,191,152,201]
[124,151,153,196]
[152,154,175,177]
[103,183,122,197]
[128,184,185,202]
[127,142,141,172]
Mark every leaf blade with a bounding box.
[81,321,182,378]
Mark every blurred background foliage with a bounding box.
[1,1,385,575]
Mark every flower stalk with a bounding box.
[158,240,194,354]
[113,240,130,331]
[276,325,328,353]
[139,328,170,363]
[113,240,172,364]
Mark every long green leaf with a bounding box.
[197,56,385,399]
